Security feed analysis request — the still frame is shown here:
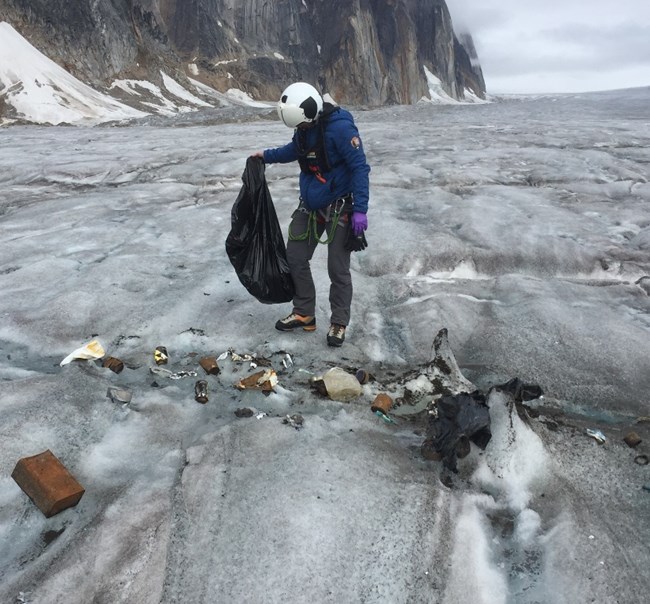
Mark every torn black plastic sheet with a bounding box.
[422,391,492,472]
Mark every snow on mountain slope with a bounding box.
[0,22,147,125]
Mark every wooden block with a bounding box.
[11,450,85,517]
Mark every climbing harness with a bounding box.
[289,102,353,245]
[288,196,351,245]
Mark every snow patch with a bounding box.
[225,88,275,108]
[160,71,212,107]
[0,21,146,125]
[421,65,460,104]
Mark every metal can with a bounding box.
[370,393,393,415]
[199,356,221,375]
[194,380,208,404]
[356,369,370,385]
[154,346,168,365]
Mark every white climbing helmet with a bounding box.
[277,82,323,128]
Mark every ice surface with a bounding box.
[1,89,649,603]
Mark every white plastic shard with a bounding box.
[60,339,105,366]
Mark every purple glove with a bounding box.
[351,212,368,236]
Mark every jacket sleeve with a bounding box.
[332,120,371,213]
[263,140,298,164]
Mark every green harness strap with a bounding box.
[288,208,344,245]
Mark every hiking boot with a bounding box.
[327,324,346,347]
[275,313,316,332]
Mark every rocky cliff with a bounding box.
[0,0,486,106]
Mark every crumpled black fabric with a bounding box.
[225,157,295,304]
[494,377,543,402]
[422,391,492,472]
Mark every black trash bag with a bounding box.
[225,157,295,304]
[421,392,492,472]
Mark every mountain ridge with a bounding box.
[0,0,486,112]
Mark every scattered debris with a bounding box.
[370,393,393,415]
[60,339,105,366]
[234,407,255,418]
[634,454,649,466]
[356,369,370,385]
[374,410,397,424]
[282,414,304,429]
[623,432,642,448]
[154,346,168,365]
[642,484,650,492]
[229,349,253,363]
[150,367,197,380]
[235,368,277,392]
[106,387,132,404]
[282,353,293,369]
[199,356,220,375]
[217,348,274,370]
[102,356,124,374]
[255,412,267,419]
[586,428,607,444]
[194,380,209,404]
[12,450,85,517]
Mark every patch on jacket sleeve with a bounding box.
[350,136,361,149]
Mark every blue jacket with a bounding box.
[263,107,370,213]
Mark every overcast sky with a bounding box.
[448,0,650,94]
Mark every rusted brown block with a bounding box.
[11,450,85,517]
[235,369,277,392]
[370,393,393,415]
[102,356,124,373]
[199,356,220,375]
[623,431,642,448]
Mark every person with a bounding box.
[252,82,370,347]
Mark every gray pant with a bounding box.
[286,203,352,326]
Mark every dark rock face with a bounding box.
[456,32,487,98]
[0,0,486,104]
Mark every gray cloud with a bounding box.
[544,23,650,66]
[446,0,650,92]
